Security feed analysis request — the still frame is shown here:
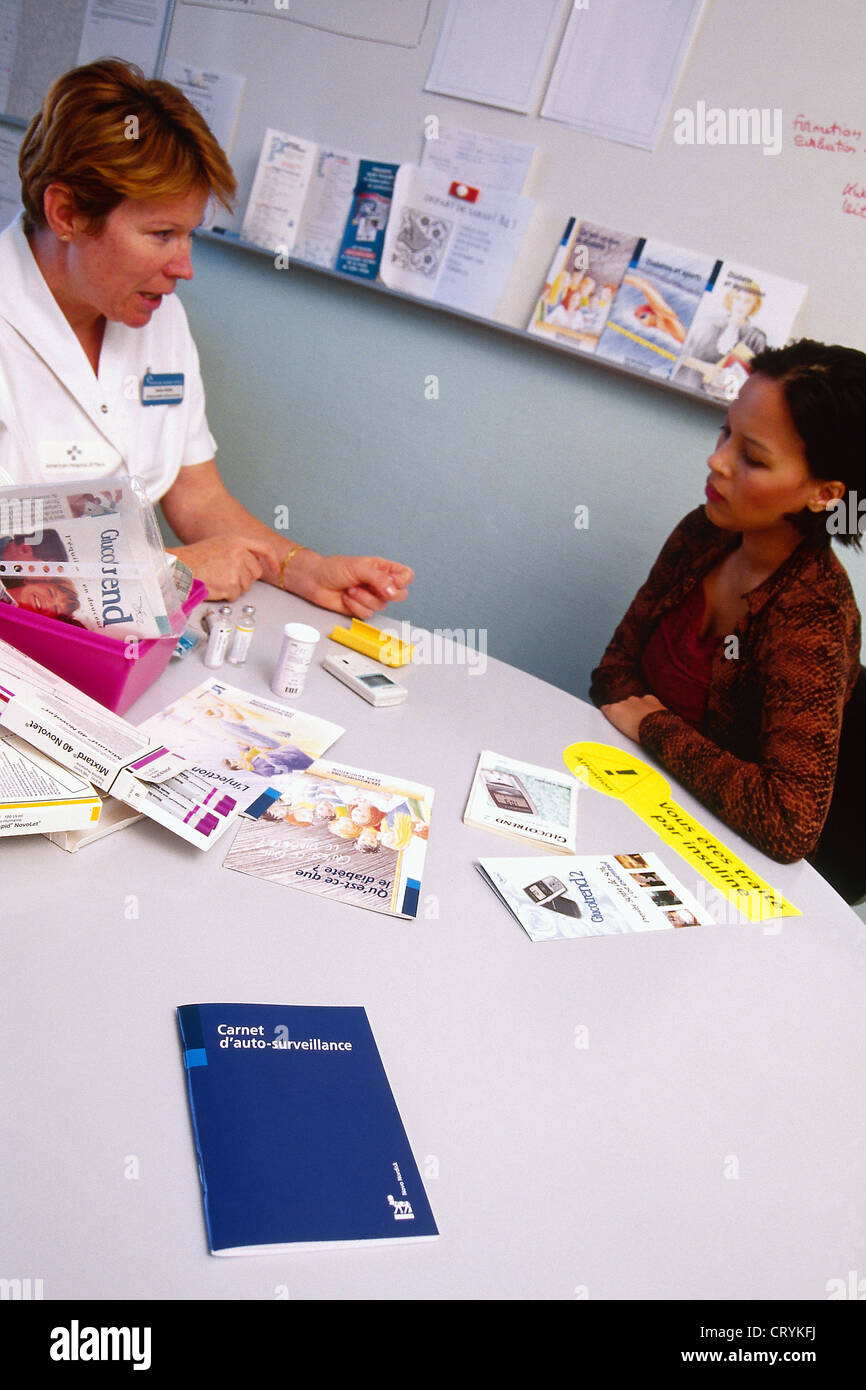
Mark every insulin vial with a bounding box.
[203,605,233,668]
[271,622,320,699]
[227,605,256,665]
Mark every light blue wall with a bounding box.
[176,238,865,698]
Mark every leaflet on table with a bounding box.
[223,760,433,920]
[463,750,579,852]
[477,851,716,942]
[0,726,102,837]
[528,218,641,353]
[671,260,807,400]
[419,123,536,194]
[112,763,249,850]
[380,165,534,318]
[0,476,185,639]
[240,129,360,268]
[177,1003,438,1254]
[596,240,721,380]
[136,677,345,818]
[335,160,399,279]
[0,637,185,793]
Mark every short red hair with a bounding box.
[19,57,237,233]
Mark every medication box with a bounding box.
[0,580,206,715]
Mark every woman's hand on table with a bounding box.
[600,693,667,742]
[168,534,280,600]
[286,550,414,619]
[161,463,413,615]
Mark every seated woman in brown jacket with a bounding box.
[590,339,864,864]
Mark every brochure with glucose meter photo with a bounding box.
[477,851,715,942]
[222,760,434,919]
[463,750,579,852]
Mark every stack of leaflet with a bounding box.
[0,639,244,850]
[0,648,349,853]
[529,218,807,399]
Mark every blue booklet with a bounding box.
[177,1002,438,1254]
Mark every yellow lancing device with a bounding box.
[328,619,414,668]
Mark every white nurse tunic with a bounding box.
[0,213,216,501]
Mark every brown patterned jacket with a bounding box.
[589,507,862,863]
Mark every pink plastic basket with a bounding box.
[0,580,207,715]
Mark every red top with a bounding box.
[641,583,719,726]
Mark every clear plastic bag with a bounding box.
[0,476,185,639]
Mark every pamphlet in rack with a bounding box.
[240,129,359,269]
[596,239,720,381]
[380,164,534,317]
[528,217,641,353]
[671,258,807,400]
[335,159,399,280]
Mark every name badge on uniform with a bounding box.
[141,371,184,405]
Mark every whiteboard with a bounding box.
[164,0,866,352]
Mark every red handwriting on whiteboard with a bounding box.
[842,182,866,218]
[793,114,862,153]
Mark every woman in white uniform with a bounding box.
[0,58,413,614]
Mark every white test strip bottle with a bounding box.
[271,622,320,698]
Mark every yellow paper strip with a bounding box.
[562,741,800,922]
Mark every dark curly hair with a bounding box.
[749,339,866,550]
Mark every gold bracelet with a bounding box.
[278,544,307,590]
